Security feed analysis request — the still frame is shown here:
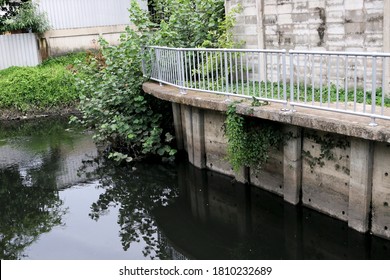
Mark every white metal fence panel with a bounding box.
[145,46,390,125]
[38,0,148,30]
[0,33,40,70]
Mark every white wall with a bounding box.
[0,33,40,69]
[38,0,148,30]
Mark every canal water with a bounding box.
[1,117,390,260]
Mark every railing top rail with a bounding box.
[148,46,390,57]
[289,49,390,57]
[147,46,287,54]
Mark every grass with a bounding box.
[0,52,86,113]
[185,79,390,107]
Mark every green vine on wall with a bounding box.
[225,102,286,173]
[302,131,350,174]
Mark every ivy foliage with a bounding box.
[225,103,285,172]
[73,0,240,163]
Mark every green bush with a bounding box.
[0,52,85,112]
[73,0,240,163]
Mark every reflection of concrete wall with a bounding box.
[0,146,36,168]
[176,163,390,259]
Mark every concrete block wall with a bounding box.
[226,0,390,98]
[227,0,386,52]
[173,102,390,240]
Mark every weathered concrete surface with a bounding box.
[143,82,390,143]
[192,107,206,169]
[250,149,284,196]
[283,125,302,205]
[204,109,234,177]
[372,142,390,239]
[172,103,184,150]
[348,138,373,233]
[301,130,351,221]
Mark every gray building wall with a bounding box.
[226,0,388,52]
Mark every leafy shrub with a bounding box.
[73,0,240,163]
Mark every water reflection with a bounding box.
[1,118,390,259]
[84,159,390,260]
[82,158,179,259]
[0,118,97,259]
[155,164,390,259]
[0,166,64,259]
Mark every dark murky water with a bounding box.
[1,117,390,260]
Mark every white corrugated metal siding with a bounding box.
[0,33,40,70]
[38,0,148,30]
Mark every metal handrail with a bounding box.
[143,46,390,126]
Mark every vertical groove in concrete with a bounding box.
[180,104,188,151]
[283,125,302,205]
[183,105,194,164]
[172,103,184,150]
[348,138,373,233]
[191,107,206,169]
[236,166,250,184]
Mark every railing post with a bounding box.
[141,46,146,77]
[289,51,295,112]
[155,48,162,86]
[282,49,288,111]
[370,55,378,126]
[176,48,186,94]
[224,50,229,93]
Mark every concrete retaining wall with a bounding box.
[143,81,390,240]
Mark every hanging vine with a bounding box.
[302,131,350,174]
[225,102,286,172]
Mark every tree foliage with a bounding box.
[0,0,49,34]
